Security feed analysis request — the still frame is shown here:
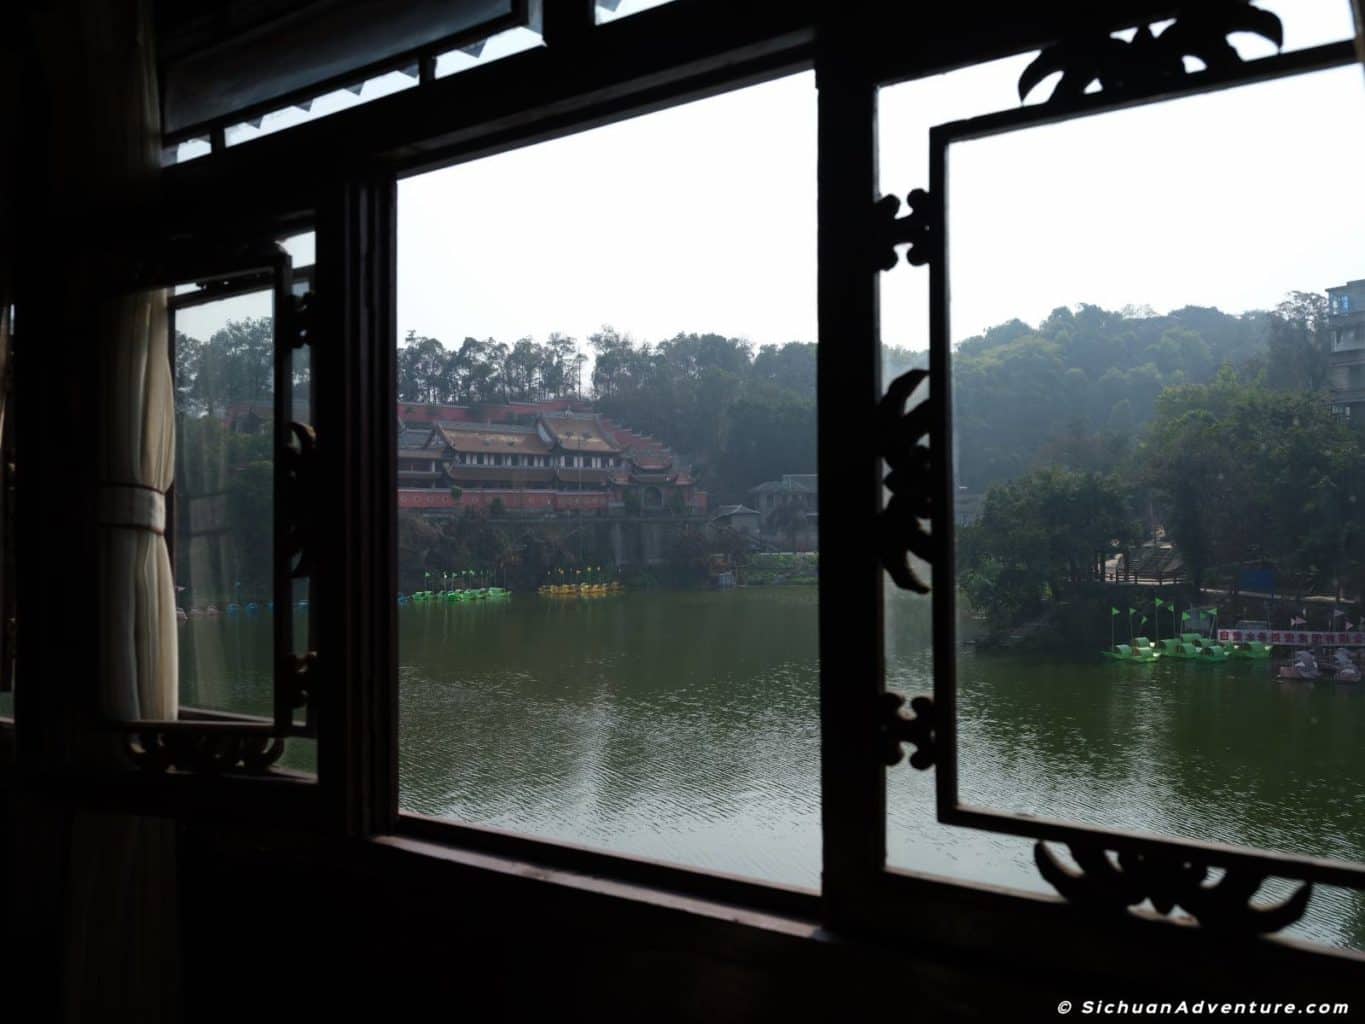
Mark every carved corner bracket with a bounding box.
[280,421,319,578]
[289,290,314,350]
[876,368,935,593]
[872,188,933,272]
[1019,3,1283,104]
[282,651,316,716]
[880,691,935,770]
[128,729,287,774]
[1035,841,1312,935]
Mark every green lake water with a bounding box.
[177,586,1365,951]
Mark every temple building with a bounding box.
[748,473,818,530]
[396,401,706,516]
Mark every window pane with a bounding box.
[595,0,677,24]
[163,135,211,166]
[938,64,1365,951]
[880,52,1045,896]
[396,73,818,884]
[172,287,316,772]
[433,27,542,78]
[224,68,419,147]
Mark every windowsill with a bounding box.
[394,810,819,920]
[373,833,823,940]
[370,830,1365,1000]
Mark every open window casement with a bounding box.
[814,0,1365,946]
[106,241,316,773]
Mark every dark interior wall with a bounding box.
[3,4,1364,1019]
[173,822,1006,1022]
[169,821,1365,1023]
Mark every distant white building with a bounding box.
[748,474,817,530]
[709,504,760,537]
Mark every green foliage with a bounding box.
[958,467,1137,625]
[176,318,274,417]
[742,552,817,586]
[1140,369,1365,595]
[395,508,523,592]
[1267,291,1331,393]
[174,413,275,603]
[391,325,817,504]
[942,303,1271,491]
[590,331,815,503]
[395,330,586,405]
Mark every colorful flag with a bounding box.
[1111,607,1120,616]
[1181,611,1191,621]
[1155,597,1165,608]
[1290,616,1307,627]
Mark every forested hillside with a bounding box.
[175,292,1328,511]
[947,303,1274,490]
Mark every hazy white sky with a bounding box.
[181,0,1364,358]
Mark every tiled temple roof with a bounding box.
[539,414,620,454]
[436,422,553,454]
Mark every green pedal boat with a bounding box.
[1103,640,1160,663]
[1159,637,1202,660]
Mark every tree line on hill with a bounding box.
[954,292,1363,626]
[174,289,1356,609]
[392,326,818,505]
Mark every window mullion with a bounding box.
[315,177,400,836]
[815,38,886,929]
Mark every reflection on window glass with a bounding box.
[279,231,316,270]
[164,136,211,166]
[926,63,1365,952]
[172,286,315,770]
[173,291,276,717]
[396,73,817,884]
[1224,0,1357,59]
[595,0,676,24]
[433,27,542,77]
[880,51,1044,905]
[224,68,420,147]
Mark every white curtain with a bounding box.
[83,0,178,722]
[98,292,177,721]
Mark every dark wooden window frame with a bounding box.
[15,0,1358,982]
[98,242,321,774]
[924,37,1365,887]
[848,15,1365,944]
[165,251,317,737]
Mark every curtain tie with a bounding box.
[97,482,166,536]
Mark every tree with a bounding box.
[1267,292,1330,393]
[959,468,1137,624]
[1141,369,1365,597]
[948,302,1272,491]
[398,332,448,404]
[176,317,274,417]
